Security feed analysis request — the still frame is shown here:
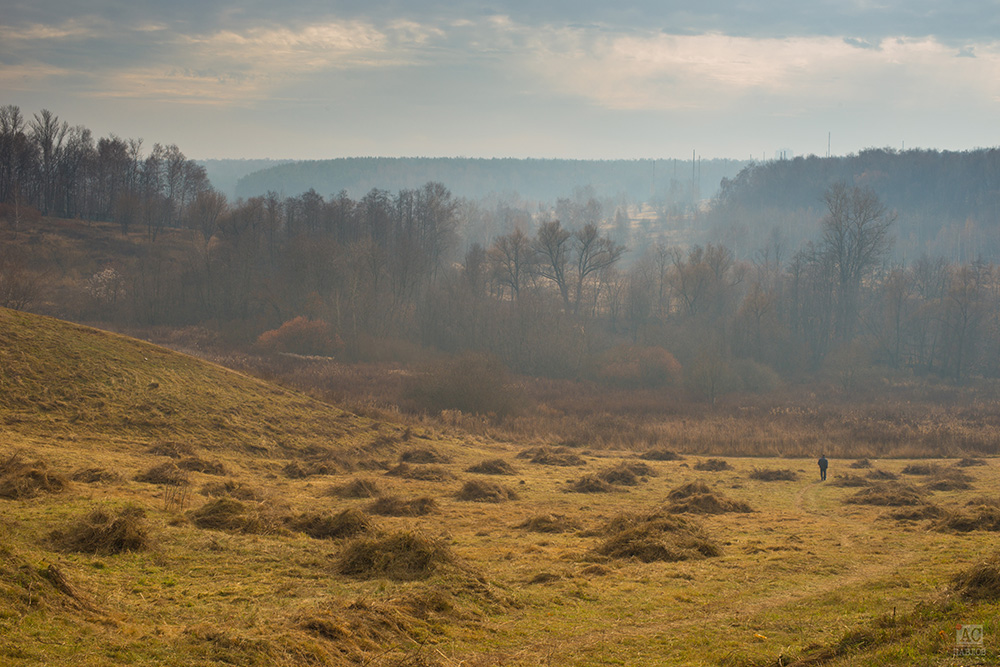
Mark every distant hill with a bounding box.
[233,156,751,203]
[705,147,1000,262]
[199,158,295,199]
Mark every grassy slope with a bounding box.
[2,308,1000,666]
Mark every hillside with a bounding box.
[233,156,750,203]
[4,308,1000,665]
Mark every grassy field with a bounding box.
[3,307,1000,666]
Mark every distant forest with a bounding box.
[232,156,749,204]
[5,103,1000,397]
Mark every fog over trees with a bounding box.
[5,104,1000,395]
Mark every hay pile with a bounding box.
[901,463,938,476]
[515,514,582,533]
[665,481,752,514]
[338,532,453,580]
[187,498,275,534]
[866,469,898,481]
[957,458,987,467]
[367,495,438,516]
[934,499,1000,532]
[285,508,373,540]
[844,482,924,506]
[849,459,872,469]
[748,468,798,481]
[71,467,120,484]
[328,477,384,498]
[566,475,616,494]
[593,512,721,563]
[953,551,1000,600]
[0,452,69,499]
[639,449,684,461]
[693,459,732,472]
[135,461,189,486]
[465,458,517,475]
[400,448,451,464]
[516,446,586,467]
[176,456,227,475]
[52,504,149,554]
[385,463,455,481]
[830,474,871,488]
[923,469,973,491]
[455,479,518,503]
[199,480,262,501]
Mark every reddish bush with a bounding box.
[595,345,682,388]
[255,317,343,356]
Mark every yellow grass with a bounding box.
[3,307,1000,666]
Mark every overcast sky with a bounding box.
[2,1,999,160]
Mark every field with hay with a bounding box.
[4,307,1000,666]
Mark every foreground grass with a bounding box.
[3,308,1000,665]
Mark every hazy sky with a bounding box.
[2,1,999,160]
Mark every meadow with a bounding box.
[3,307,1000,666]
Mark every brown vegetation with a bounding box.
[51,504,150,554]
[0,452,69,499]
[338,532,453,581]
[284,508,373,540]
[515,514,583,533]
[593,512,721,562]
[845,482,925,506]
[516,446,586,466]
[135,461,190,486]
[693,458,731,471]
[455,479,518,503]
[187,498,275,534]
[953,551,1000,600]
[465,458,517,475]
[328,476,384,498]
[366,495,438,517]
[385,463,455,481]
[748,468,798,481]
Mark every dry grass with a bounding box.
[187,498,276,534]
[455,479,518,502]
[135,461,190,486]
[953,551,1000,600]
[176,456,227,475]
[866,469,899,481]
[515,446,586,466]
[465,458,517,475]
[748,468,798,481]
[593,511,722,562]
[845,482,925,506]
[565,475,617,494]
[0,452,70,499]
[338,532,453,581]
[922,468,973,491]
[848,458,873,468]
[957,457,987,467]
[70,467,121,484]
[639,449,684,461]
[199,479,262,501]
[385,463,455,481]
[665,481,753,514]
[284,508,374,540]
[830,473,871,487]
[515,514,583,533]
[399,447,450,464]
[328,476,384,498]
[900,463,938,475]
[366,495,438,516]
[693,458,731,471]
[51,504,150,554]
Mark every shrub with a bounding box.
[255,316,344,356]
[338,532,452,580]
[594,345,682,388]
[52,504,149,554]
[407,352,522,418]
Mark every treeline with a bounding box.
[39,177,1000,395]
[233,156,750,204]
[0,105,221,239]
[708,147,1000,262]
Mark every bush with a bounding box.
[594,345,682,388]
[255,316,344,356]
[407,352,522,418]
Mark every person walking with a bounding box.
[818,454,828,481]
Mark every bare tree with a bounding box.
[532,219,572,307]
[820,182,896,341]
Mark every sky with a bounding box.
[2,1,999,161]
